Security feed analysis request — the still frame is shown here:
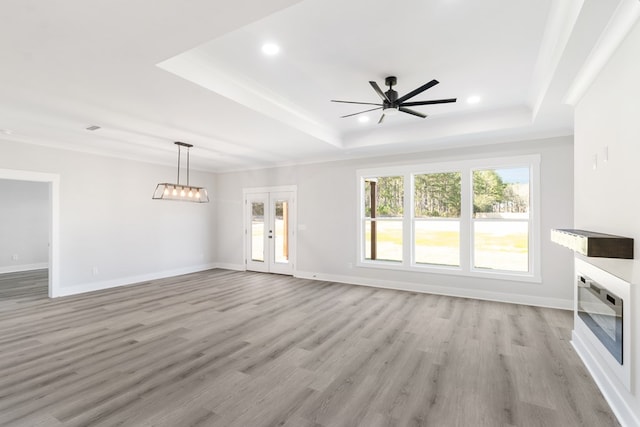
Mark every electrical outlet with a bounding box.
[12,254,19,261]
[92,267,99,276]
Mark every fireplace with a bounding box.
[573,258,631,391]
[550,229,636,422]
[576,274,623,364]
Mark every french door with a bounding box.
[244,188,296,275]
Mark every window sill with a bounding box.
[356,260,541,284]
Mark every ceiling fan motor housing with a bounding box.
[383,90,398,112]
[384,76,398,110]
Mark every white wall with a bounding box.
[0,139,217,295]
[574,18,640,427]
[216,135,574,309]
[0,180,49,273]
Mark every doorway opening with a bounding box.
[0,169,60,297]
[244,186,296,275]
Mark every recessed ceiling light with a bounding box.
[261,43,280,56]
[358,116,370,123]
[466,96,481,105]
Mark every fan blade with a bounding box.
[331,100,382,106]
[340,107,382,118]
[395,79,439,104]
[378,114,385,124]
[401,98,457,107]
[399,107,427,119]
[369,81,391,103]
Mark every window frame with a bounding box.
[361,173,405,265]
[412,170,462,268]
[356,155,541,283]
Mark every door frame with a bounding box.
[0,168,60,298]
[243,185,297,275]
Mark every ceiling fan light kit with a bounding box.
[383,106,399,116]
[153,142,209,203]
[331,75,456,124]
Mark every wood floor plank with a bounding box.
[0,269,620,426]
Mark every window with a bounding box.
[414,172,461,267]
[357,156,540,282]
[363,176,403,262]
[472,168,529,272]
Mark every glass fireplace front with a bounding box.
[577,274,623,364]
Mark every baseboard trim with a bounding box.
[52,264,572,310]
[294,270,572,310]
[213,262,246,271]
[53,263,219,297]
[572,332,639,427]
[0,263,49,274]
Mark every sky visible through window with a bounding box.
[495,168,529,184]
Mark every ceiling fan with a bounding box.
[331,76,456,124]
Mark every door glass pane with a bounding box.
[274,200,289,264]
[474,221,528,272]
[251,202,264,262]
[415,220,460,266]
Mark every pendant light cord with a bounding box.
[176,145,181,185]
[172,141,194,188]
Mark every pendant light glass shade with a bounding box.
[152,183,209,202]
[152,142,209,203]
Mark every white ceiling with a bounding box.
[0,0,623,172]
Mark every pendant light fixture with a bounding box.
[152,142,209,203]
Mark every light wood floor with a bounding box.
[0,269,619,427]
